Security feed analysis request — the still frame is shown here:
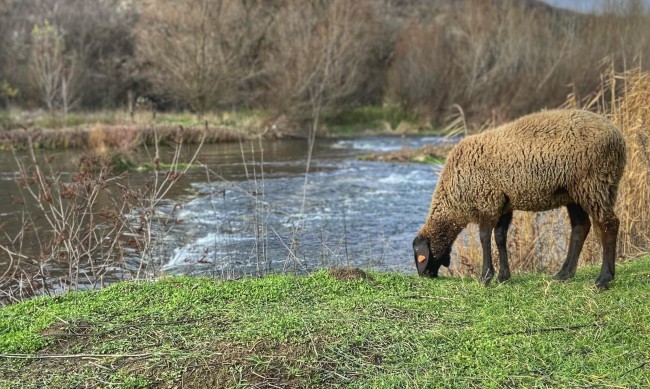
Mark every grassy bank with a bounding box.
[1,258,648,388]
[322,105,426,136]
[0,106,428,151]
[0,122,250,151]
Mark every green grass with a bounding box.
[409,154,446,164]
[0,109,15,130]
[1,258,649,387]
[0,108,265,131]
[323,105,424,135]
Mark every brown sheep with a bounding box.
[413,109,626,289]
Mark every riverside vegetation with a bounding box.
[0,105,428,151]
[4,1,650,131]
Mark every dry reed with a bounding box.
[592,67,650,259]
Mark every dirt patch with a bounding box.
[329,267,372,282]
[5,318,327,388]
[40,319,95,338]
[360,143,454,163]
[181,340,318,388]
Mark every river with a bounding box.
[0,136,456,297]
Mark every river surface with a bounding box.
[0,136,459,294]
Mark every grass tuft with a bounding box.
[323,105,424,135]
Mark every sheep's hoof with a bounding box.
[595,276,612,291]
[552,271,574,281]
[498,270,511,283]
[481,273,494,287]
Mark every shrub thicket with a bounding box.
[2,0,650,127]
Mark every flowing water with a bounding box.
[0,136,457,294]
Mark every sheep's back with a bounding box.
[439,109,625,221]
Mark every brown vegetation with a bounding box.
[136,0,273,117]
[359,143,454,163]
[0,124,245,151]
[586,67,650,261]
[4,1,650,129]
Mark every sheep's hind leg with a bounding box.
[594,212,619,290]
[494,212,513,282]
[553,203,591,281]
[479,223,495,286]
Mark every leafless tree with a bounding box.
[136,0,274,117]
[263,1,379,126]
[28,20,79,115]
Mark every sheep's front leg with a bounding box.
[495,212,513,282]
[479,223,495,286]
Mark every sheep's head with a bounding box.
[413,235,450,277]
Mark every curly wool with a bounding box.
[419,109,626,242]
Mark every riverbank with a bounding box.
[0,106,432,151]
[1,257,648,387]
[359,143,454,164]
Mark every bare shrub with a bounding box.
[261,0,381,127]
[136,0,274,117]
[387,0,650,127]
[0,133,203,304]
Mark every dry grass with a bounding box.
[447,67,650,278]
[0,123,245,151]
[594,67,650,260]
[359,143,454,164]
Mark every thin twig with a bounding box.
[500,322,605,336]
[619,361,648,378]
[398,294,453,301]
[42,317,212,338]
[0,352,169,360]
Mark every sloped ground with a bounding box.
[1,259,649,388]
